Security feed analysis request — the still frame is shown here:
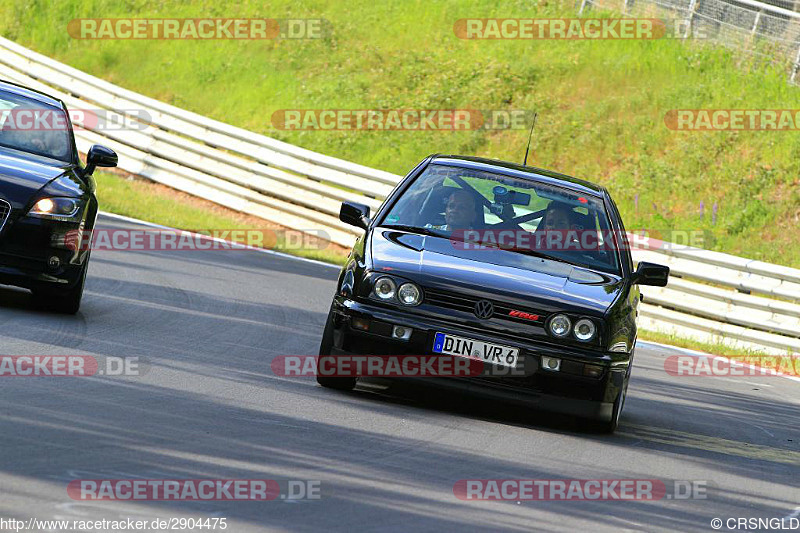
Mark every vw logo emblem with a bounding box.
[474,299,494,319]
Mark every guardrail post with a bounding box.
[683,0,699,39]
[751,9,762,36]
[791,42,800,83]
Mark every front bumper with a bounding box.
[329,297,631,421]
[0,216,88,291]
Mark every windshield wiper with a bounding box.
[513,247,596,269]
[474,241,588,268]
[380,224,444,237]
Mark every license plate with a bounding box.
[433,332,519,368]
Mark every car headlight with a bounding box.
[29,197,81,220]
[574,318,597,342]
[549,314,571,337]
[397,283,421,306]
[373,276,397,300]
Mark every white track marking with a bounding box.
[638,340,800,384]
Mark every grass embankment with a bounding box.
[3,0,799,265]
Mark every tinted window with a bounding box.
[381,164,620,274]
[0,90,72,161]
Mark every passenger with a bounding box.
[0,122,49,155]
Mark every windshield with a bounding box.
[380,164,621,274]
[0,90,72,161]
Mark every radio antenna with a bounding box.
[523,112,538,167]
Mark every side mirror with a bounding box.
[84,145,118,176]
[633,262,670,287]
[340,201,370,230]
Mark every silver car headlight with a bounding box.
[574,318,597,342]
[549,314,571,337]
[373,276,397,300]
[397,282,422,306]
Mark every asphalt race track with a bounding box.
[0,214,797,532]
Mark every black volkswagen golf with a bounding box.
[317,155,669,432]
[0,80,117,313]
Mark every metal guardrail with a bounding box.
[581,0,800,83]
[0,36,399,248]
[630,235,800,352]
[1,36,798,354]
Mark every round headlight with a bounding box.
[374,277,396,300]
[574,318,596,342]
[55,199,78,214]
[397,283,421,306]
[549,314,571,337]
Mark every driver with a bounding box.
[535,201,581,252]
[540,201,574,231]
[427,188,479,231]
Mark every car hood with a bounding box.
[0,148,74,209]
[370,228,624,316]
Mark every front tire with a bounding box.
[588,367,630,434]
[316,307,357,391]
[32,259,88,315]
[589,385,625,434]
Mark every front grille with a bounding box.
[424,289,475,313]
[424,288,547,325]
[0,199,10,232]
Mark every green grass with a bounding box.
[3,0,800,266]
[94,171,347,265]
[637,329,788,357]
[639,329,798,378]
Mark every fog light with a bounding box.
[47,256,61,269]
[583,364,604,378]
[541,356,561,371]
[351,317,370,331]
[392,325,412,341]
